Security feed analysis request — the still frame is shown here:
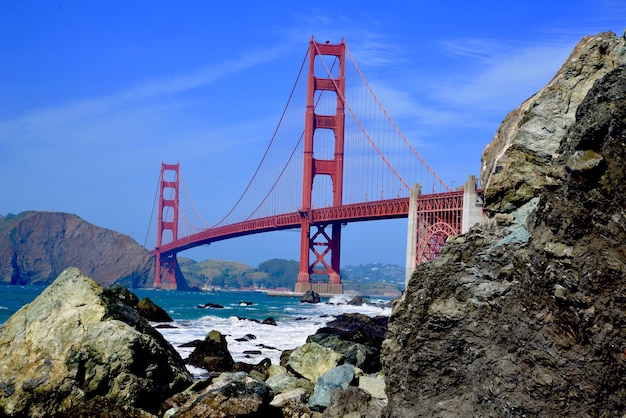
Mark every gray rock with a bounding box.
[307,333,380,373]
[0,267,192,417]
[265,373,315,397]
[287,342,344,382]
[323,386,386,418]
[382,42,626,417]
[308,364,356,411]
[270,388,307,407]
[301,290,321,303]
[167,374,275,418]
[481,31,626,213]
[358,375,387,399]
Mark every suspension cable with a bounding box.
[143,170,162,247]
[345,44,451,192]
[313,42,410,191]
[212,47,310,227]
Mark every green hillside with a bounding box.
[179,257,403,296]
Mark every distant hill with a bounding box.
[179,257,404,296]
[0,211,156,288]
[0,211,404,295]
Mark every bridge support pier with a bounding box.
[462,175,485,233]
[404,183,421,288]
[405,175,484,287]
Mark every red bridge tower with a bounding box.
[154,162,179,290]
[295,38,346,295]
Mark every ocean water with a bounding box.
[0,285,393,378]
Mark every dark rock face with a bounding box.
[0,268,192,417]
[185,330,235,372]
[481,31,626,213]
[163,373,277,418]
[309,313,388,373]
[135,297,174,322]
[318,313,388,348]
[381,64,626,416]
[0,211,156,287]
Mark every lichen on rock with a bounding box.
[0,267,192,417]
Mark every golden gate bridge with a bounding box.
[147,37,484,293]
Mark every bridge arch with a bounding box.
[416,221,458,263]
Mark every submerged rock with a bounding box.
[184,330,235,372]
[0,267,192,417]
[300,289,321,303]
[136,297,174,322]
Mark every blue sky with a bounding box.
[1,1,624,268]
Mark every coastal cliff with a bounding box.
[382,32,626,416]
[0,211,155,287]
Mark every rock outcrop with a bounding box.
[0,268,192,417]
[0,211,156,287]
[481,31,626,213]
[382,33,626,417]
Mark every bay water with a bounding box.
[0,285,393,378]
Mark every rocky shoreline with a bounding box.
[0,268,388,417]
[2,31,626,417]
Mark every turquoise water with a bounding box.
[133,288,327,322]
[0,285,331,324]
[0,284,392,374]
[0,285,47,324]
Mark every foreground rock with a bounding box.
[136,297,174,322]
[382,35,626,417]
[308,313,388,373]
[0,268,192,417]
[481,31,626,213]
[163,372,276,417]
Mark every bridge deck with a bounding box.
[156,197,411,255]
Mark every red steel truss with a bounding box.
[154,162,180,289]
[415,191,463,263]
[296,37,347,293]
[154,193,463,263]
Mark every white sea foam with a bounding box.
[155,301,391,378]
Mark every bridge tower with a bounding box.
[295,38,346,295]
[154,162,179,290]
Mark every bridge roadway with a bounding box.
[156,190,465,255]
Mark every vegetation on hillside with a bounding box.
[179,257,404,296]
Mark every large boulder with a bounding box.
[184,330,235,372]
[481,31,626,213]
[287,342,344,382]
[135,297,174,322]
[307,364,357,411]
[382,42,626,417]
[316,313,388,348]
[307,334,380,373]
[163,372,276,418]
[0,267,192,417]
[300,289,321,303]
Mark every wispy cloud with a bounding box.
[0,44,287,150]
[435,38,576,111]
